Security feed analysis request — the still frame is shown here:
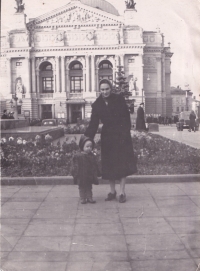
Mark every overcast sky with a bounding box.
[1,0,200,98]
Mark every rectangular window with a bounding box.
[99,75,113,83]
[16,62,22,66]
[181,107,184,111]
[42,77,54,93]
[177,107,179,112]
[70,76,83,92]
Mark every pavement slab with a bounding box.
[1,183,200,271]
[14,236,72,252]
[2,261,67,271]
[130,259,197,271]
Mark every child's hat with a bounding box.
[79,135,94,150]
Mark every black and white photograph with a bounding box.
[1,0,200,270]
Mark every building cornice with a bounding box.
[144,47,163,53]
[30,44,145,53]
[2,43,145,55]
[4,48,31,54]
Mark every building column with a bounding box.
[38,104,41,118]
[66,68,70,98]
[52,104,55,118]
[31,56,36,93]
[85,55,90,92]
[61,56,65,92]
[95,68,99,93]
[156,57,162,92]
[138,53,144,97]
[120,54,124,67]
[7,57,12,94]
[55,56,60,92]
[36,70,40,93]
[114,55,119,83]
[53,68,56,93]
[25,57,31,95]
[91,55,95,92]
[156,57,163,115]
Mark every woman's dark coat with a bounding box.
[136,106,146,131]
[85,93,137,180]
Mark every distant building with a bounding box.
[0,0,173,122]
[171,86,193,115]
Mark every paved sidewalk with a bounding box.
[1,183,200,271]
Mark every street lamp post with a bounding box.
[186,90,190,111]
[12,93,18,119]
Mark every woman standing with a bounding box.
[84,79,137,203]
[189,110,196,132]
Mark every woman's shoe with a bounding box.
[119,193,126,203]
[87,198,96,204]
[105,191,117,201]
[81,199,87,204]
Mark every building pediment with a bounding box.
[27,1,123,31]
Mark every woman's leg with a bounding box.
[119,177,126,195]
[109,180,116,194]
[105,180,116,201]
[119,177,127,203]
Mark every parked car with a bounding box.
[41,119,58,126]
[176,111,199,131]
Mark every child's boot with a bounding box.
[87,198,96,204]
[81,198,87,204]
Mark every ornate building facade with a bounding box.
[0,0,173,122]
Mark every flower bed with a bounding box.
[64,123,102,134]
[1,132,200,177]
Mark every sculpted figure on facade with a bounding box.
[125,0,136,9]
[15,77,24,96]
[129,75,137,91]
[45,9,106,25]
[15,0,25,13]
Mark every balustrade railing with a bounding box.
[40,93,53,98]
[69,92,83,99]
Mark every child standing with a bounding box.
[71,135,99,204]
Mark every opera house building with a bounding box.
[0,0,173,122]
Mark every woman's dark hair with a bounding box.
[99,79,113,90]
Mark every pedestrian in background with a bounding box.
[1,109,8,119]
[71,135,99,204]
[136,103,146,131]
[188,110,196,132]
[8,112,15,119]
[84,79,137,203]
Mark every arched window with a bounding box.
[39,62,54,93]
[69,61,83,93]
[98,60,113,83]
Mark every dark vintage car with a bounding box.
[176,111,199,131]
[41,119,58,126]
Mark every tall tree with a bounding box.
[113,65,132,99]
